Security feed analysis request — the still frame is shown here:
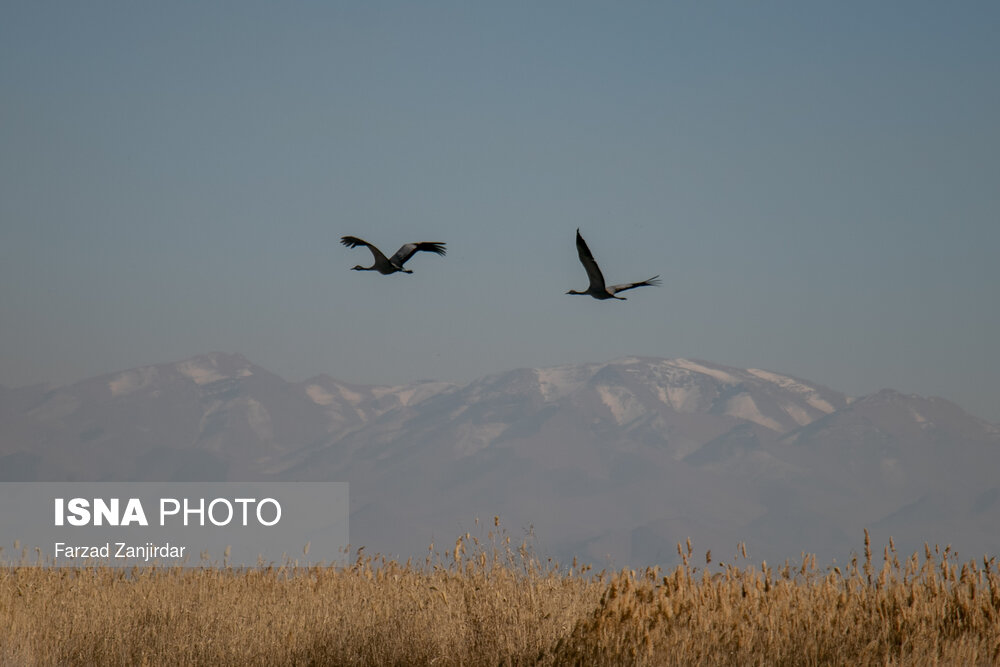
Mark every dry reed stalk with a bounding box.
[1,532,998,666]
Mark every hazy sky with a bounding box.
[2,2,999,421]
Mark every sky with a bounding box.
[2,2,999,422]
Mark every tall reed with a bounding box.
[2,526,998,665]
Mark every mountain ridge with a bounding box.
[2,352,997,566]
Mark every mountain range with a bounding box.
[3,351,998,567]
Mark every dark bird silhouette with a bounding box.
[340,236,446,275]
[567,228,660,300]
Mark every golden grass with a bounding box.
[1,526,999,666]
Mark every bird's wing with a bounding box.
[575,229,607,291]
[340,236,389,264]
[607,275,662,295]
[390,242,446,266]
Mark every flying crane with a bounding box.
[566,229,660,300]
[340,236,446,275]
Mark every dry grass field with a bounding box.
[1,525,999,666]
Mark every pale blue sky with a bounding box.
[2,2,999,421]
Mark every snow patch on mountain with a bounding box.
[536,365,596,401]
[336,385,366,405]
[657,385,701,412]
[672,359,739,385]
[725,394,783,431]
[908,406,928,425]
[782,402,813,426]
[388,381,454,407]
[305,384,336,406]
[176,359,251,385]
[243,398,273,439]
[109,366,158,397]
[597,384,645,424]
[747,368,837,413]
